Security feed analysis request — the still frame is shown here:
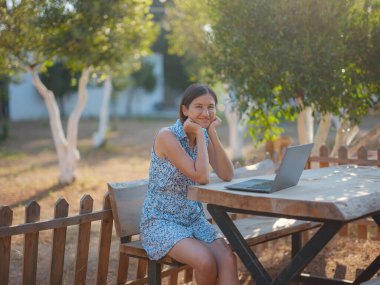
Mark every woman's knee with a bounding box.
[212,240,237,268]
[194,250,218,276]
[221,248,237,268]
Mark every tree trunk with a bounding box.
[31,68,70,184]
[311,113,331,156]
[223,93,245,160]
[330,119,359,157]
[0,76,10,139]
[225,109,245,160]
[297,106,314,144]
[64,67,92,183]
[93,75,112,148]
[305,107,314,143]
[348,122,380,156]
[32,67,92,184]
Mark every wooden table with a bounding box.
[188,165,380,285]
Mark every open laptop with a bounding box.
[225,143,314,193]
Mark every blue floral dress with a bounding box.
[140,119,222,260]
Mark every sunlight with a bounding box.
[203,24,212,33]
[64,2,75,13]
[273,218,296,229]
[5,0,21,9]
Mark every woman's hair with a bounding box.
[179,83,218,123]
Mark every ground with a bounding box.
[0,116,379,284]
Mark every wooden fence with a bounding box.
[0,146,379,285]
[0,194,190,285]
[307,145,380,241]
[0,194,113,285]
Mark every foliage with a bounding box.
[39,0,158,75]
[165,0,214,81]
[0,0,51,73]
[207,0,379,143]
[110,58,157,106]
[342,0,380,114]
[131,60,157,93]
[39,62,78,100]
[165,0,380,143]
[0,0,158,76]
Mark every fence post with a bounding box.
[74,195,93,285]
[338,146,348,165]
[50,198,69,285]
[357,147,368,165]
[0,206,13,285]
[23,201,40,285]
[319,145,329,168]
[96,194,113,285]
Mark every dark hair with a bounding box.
[179,83,218,123]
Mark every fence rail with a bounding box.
[307,145,380,241]
[307,145,380,168]
[0,194,113,285]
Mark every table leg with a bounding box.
[353,213,380,284]
[372,213,380,227]
[291,233,302,258]
[208,204,347,285]
[273,221,344,285]
[207,204,272,285]
[353,255,380,284]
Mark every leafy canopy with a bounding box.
[207,0,379,142]
[0,0,158,78]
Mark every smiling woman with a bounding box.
[139,83,238,285]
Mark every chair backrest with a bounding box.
[108,179,148,239]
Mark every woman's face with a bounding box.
[182,94,216,128]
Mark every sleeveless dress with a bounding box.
[140,119,222,260]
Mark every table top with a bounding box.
[188,165,380,222]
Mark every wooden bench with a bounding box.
[108,163,320,285]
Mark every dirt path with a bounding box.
[1,117,379,284]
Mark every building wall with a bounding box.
[9,53,167,121]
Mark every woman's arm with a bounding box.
[207,117,234,181]
[154,123,210,184]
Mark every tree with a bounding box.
[0,0,157,184]
[207,0,379,153]
[166,0,380,159]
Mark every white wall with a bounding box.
[9,73,49,120]
[113,53,165,117]
[9,53,166,121]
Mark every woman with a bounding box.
[140,83,240,285]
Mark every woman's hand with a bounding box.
[183,118,203,135]
[208,116,222,132]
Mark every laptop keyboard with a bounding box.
[247,181,273,189]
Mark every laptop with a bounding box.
[225,143,314,193]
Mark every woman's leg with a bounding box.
[168,238,218,285]
[206,238,240,285]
